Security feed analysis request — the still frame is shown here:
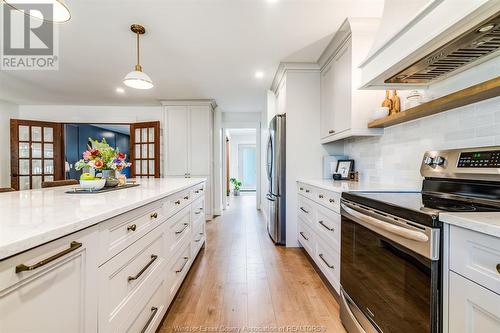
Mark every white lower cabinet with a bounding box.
[297,182,341,294]
[0,226,99,333]
[0,181,206,333]
[445,225,500,333]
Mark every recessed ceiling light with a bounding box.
[255,71,264,79]
[116,87,125,94]
[478,24,495,33]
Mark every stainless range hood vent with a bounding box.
[386,11,500,84]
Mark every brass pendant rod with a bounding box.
[136,32,140,67]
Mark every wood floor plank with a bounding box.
[161,194,346,333]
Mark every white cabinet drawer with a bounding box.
[167,206,192,257]
[297,195,315,227]
[298,219,315,256]
[98,224,167,333]
[0,227,99,333]
[449,271,500,333]
[315,204,341,249]
[163,189,192,217]
[315,237,340,293]
[450,226,500,294]
[192,223,205,258]
[191,183,205,199]
[191,196,204,224]
[119,276,167,333]
[166,244,192,302]
[98,199,166,264]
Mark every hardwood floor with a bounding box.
[160,194,346,333]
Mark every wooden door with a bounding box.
[10,119,63,190]
[130,121,160,178]
[189,106,211,176]
[166,106,189,176]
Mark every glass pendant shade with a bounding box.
[3,0,71,23]
[123,70,154,90]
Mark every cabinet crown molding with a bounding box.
[160,99,217,109]
[270,62,320,94]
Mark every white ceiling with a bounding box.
[227,128,257,137]
[0,0,383,112]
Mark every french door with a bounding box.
[130,121,161,178]
[10,119,63,190]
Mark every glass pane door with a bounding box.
[238,144,256,191]
[11,120,62,190]
[130,121,160,178]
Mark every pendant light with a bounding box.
[123,24,154,90]
[2,0,71,23]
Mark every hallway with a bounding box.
[160,195,346,332]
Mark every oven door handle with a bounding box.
[341,203,429,243]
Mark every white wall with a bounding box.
[228,133,256,188]
[345,96,500,187]
[0,100,20,187]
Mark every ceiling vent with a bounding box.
[386,11,500,84]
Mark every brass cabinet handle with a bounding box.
[195,210,202,215]
[300,207,309,214]
[299,187,304,191]
[127,224,137,232]
[319,221,334,232]
[175,256,189,273]
[329,198,335,203]
[16,241,82,273]
[328,130,335,134]
[195,238,202,243]
[199,232,204,235]
[140,306,159,333]
[305,189,310,193]
[318,194,324,199]
[299,231,309,241]
[319,253,334,269]
[175,223,189,235]
[128,255,158,282]
[184,196,189,200]
[174,200,181,205]
[150,212,158,219]
[497,263,500,274]
[199,188,203,192]
[195,190,200,194]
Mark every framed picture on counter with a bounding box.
[336,160,354,180]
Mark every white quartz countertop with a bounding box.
[440,212,500,238]
[297,179,419,193]
[0,177,205,260]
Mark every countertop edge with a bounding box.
[0,178,206,260]
[296,179,419,193]
[440,213,500,238]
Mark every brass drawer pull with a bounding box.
[329,198,335,203]
[199,232,204,235]
[140,306,159,333]
[199,188,203,191]
[150,212,158,219]
[195,190,200,194]
[174,200,181,205]
[195,211,202,215]
[319,221,334,232]
[184,196,189,200]
[128,255,158,282]
[318,194,324,199]
[175,223,189,235]
[497,263,500,274]
[299,231,309,241]
[195,238,203,243]
[16,241,82,273]
[328,129,335,134]
[300,207,309,214]
[127,224,137,232]
[305,189,310,193]
[319,253,334,269]
[299,187,304,191]
[175,256,189,273]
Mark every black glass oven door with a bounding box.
[340,206,439,333]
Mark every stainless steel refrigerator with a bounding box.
[266,114,286,245]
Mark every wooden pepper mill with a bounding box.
[390,90,401,115]
[382,90,393,111]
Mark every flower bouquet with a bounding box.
[75,138,131,187]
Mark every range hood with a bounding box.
[360,0,500,89]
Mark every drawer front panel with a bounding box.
[99,199,166,264]
[163,189,192,217]
[297,195,315,227]
[98,226,167,331]
[450,226,500,294]
[315,237,340,293]
[449,271,500,333]
[167,244,192,301]
[315,205,341,249]
[298,219,315,256]
[191,196,204,224]
[191,183,205,199]
[297,183,314,200]
[167,206,192,257]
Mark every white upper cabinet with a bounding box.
[189,106,211,176]
[166,106,189,176]
[360,0,500,89]
[319,18,384,143]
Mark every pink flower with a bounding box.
[83,151,91,160]
[94,159,104,169]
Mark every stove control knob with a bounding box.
[424,156,434,166]
[435,156,446,166]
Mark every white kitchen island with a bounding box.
[0,177,206,333]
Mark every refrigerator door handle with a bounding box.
[266,194,276,202]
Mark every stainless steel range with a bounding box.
[339,146,500,333]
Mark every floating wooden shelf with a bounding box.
[368,77,500,128]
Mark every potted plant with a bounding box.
[229,178,242,196]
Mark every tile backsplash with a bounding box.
[344,97,500,187]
